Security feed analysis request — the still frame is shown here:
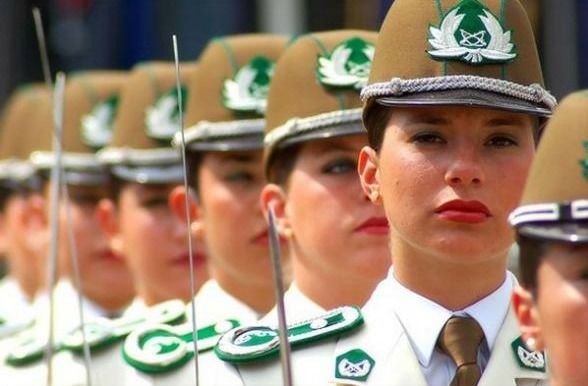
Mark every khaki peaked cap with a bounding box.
[30,71,126,186]
[510,91,588,243]
[362,0,556,133]
[176,34,288,153]
[264,30,377,181]
[98,62,195,184]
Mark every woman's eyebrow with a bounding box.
[486,116,528,127]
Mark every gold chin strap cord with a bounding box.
[437,316,484,386]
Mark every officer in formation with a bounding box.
[0,84,47,332]
[257,28,391,321]
[510,90,588,386]
[0,0,568,385]
[55,61,208,386]
[0,71,136,385]
[213,0,555,384]
[123,33,290,385]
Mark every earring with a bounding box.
[525,337,537,351]
[190,222,203,236]
[369,190,380,202]
[283,228,294,239]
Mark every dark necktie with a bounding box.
[437,316,484,386]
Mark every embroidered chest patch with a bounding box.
[511,336,546,372]
[428,0,517,65]
[335,348,375,382]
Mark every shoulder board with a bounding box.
[5,299,186,367]
[215,305,363,364]
[511,336,546,372]
[123,319,241,373]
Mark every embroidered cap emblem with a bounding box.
[145,87,187,141]
[335,349,375,381]
[80,96,119,149]
[428,0,517,64]
[579,141,588,180]
[222,56,275,115]
[317,37,375,90]
[511,336,546,372]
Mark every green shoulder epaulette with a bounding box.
[511,336,546,372]
[215,305,363,364]
[123,319,241,373]
[5,299,186,367]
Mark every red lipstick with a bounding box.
[435,199,491,224]
[355,217,389,235]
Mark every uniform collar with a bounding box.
[385,268,514,367]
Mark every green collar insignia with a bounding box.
[580,141,588,180]
[222,56,275,115]
[335,349,375,382]
[428,0,517,65]
[215,305,363,363]
[317,37,374,90]
[123,319,240,373]
[511,336,546,372]
[145,87,187,141]
[81,96,119,150]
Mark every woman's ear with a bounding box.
[512,285,544,351]
[260,183,291,240]
[168,185,203,239]
[358,146,382,204]
[96,198,124,255]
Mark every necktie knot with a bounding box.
[437,316,484,386]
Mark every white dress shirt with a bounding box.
[384,268,514,386]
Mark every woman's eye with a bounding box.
[411,132,445,144]
[486,135,517,147]
[224,171,254,183]
[141,197,168,209]
[321,159,356,175]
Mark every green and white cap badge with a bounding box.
[222,55,275,115]
[428,0,517,65]
[145,87,187,141]
[80,96,119,149]
[317,37,375,90]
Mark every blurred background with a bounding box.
[0,0,586,110]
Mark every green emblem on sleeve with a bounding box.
[123,319,240,373]
[316,37,374,90]
[511,336,546,372]
[215,305,363,363]
[222,56,275,115]
[428,0,517,65]
[145,87,187,141]
[335,349,375,382]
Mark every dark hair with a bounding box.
[186,150,204,197]
[267,144,302,188]
[364,103,393,151]
[516,232,548,293]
